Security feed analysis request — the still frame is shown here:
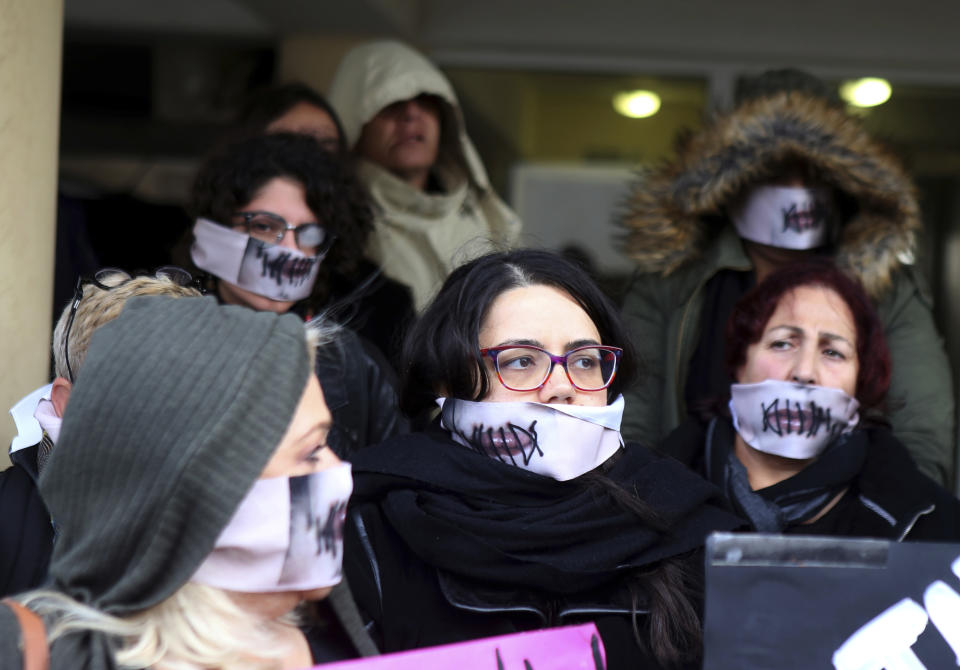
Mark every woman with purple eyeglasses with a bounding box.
[342,249,741,670]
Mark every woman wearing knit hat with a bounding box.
[0,296,356,669]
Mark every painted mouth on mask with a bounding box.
[763,407,840,438]
[782,203,827,233]
[467,421,543,465]
[479,427,533,456]
[772,408,812,434]
[255,246,319,287]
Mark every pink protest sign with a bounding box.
[313,622,606,669]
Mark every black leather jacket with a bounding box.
[0,440,55,598]
[315,327,407,458]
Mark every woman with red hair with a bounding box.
[660,258,960,539]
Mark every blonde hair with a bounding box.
[21,582,300,670]
[52,272,202,380]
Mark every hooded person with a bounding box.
[619,69,954,486]
[327,40,522,310]
[0,296,358,669]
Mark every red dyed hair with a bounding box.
[725,258,891,410]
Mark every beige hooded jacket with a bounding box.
[328,40,521,310]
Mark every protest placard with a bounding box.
[314,622,606,670]
[703,532,960,669]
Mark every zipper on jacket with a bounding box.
[558,605,640,619]
[444,596,549,625]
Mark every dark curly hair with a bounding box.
[189,132,373,311]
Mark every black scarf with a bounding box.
[704,417,867,531]
[350,426,741,593]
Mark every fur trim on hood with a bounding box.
[621,91,920,296]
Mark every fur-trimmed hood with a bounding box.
[621,92,920,296]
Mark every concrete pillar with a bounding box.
[0,0,64,465]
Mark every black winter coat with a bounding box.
[660,417,960,542]
[312,326,407,459]
[324,259,415,368]
[0,441,55,598]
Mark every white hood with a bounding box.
[327,39,492,191]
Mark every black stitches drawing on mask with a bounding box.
[760,398,846,439]
[316,499,348,557]
[781,200,828,234]
[255,244,318,287]
[452,420,543,467]
[279,476,347,584]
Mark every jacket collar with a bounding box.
[436,569,641,624]
[702,226,754,274]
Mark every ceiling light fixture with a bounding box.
[613,90,661,118]
[839,77,892,108]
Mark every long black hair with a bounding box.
[401,249,700,665]
[400,249,638,416]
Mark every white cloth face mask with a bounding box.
[730,185,834,249]
[438,395,625,481]
[729,380,860,460]
[190,218,323,302]
[192,463,353,593]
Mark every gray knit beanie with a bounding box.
[39,295,311,615]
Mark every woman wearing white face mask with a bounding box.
[0,297,356,669]
[187,132,407,459]
[343,250,741,670]
[660,258,960,540]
